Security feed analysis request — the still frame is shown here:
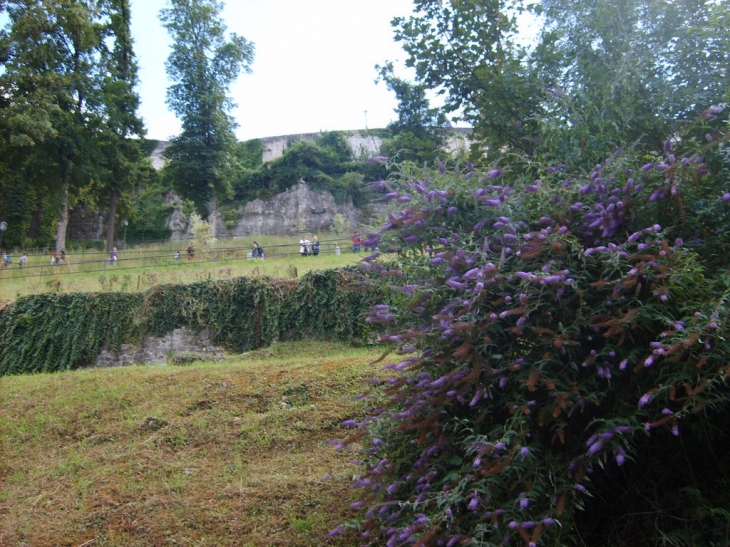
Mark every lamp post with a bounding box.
[0,221,7,251]
[122,219,128,249]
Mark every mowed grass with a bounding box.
[0,235,362,303]
[0,341,393,547]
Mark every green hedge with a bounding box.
[0,269,379,375]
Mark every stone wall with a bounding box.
[149,127,473,167]
[260,131,383,162]
[94,328,225,367]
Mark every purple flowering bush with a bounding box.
[335,111,730,545]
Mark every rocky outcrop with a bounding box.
[146,128,474,240]
[217,182,358,237]
[165,191,192,241]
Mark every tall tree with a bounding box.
[159,0,254,216]
[0,0,108,252]
[97,0,146,252]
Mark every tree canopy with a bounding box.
[0,0,146,251]
[391,0,730,164]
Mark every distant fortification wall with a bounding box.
[149,128,473,169]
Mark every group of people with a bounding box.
[172,246,196,260]
[1,251,29,269]
[299,236,321,256]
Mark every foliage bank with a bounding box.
[233,132,390,207]
[334,108,730,546]
[0,269,379,376]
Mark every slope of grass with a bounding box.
[0,341,390,547]
[0,235,363,303]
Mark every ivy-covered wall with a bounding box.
[0,269,379,376]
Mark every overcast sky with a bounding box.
[131,0,423,142]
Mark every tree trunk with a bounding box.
[106,188,118,252]
[55,183,69,253]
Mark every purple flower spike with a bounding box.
[520,447,530,461]
[723,193,730,202]
[446,278,467,290]
[638,392,652,409]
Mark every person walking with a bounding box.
[19,253,27,268]
[335,243,341,255]
[109,247,118,266]
[312,236,320,256]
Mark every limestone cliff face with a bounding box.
[166,182,358,239]
[227,182,358,236]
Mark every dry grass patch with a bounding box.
[1,341,391,546]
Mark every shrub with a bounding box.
[336,109,730,546]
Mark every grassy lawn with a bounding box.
[0,235,363,303]
[0,341,391,547]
